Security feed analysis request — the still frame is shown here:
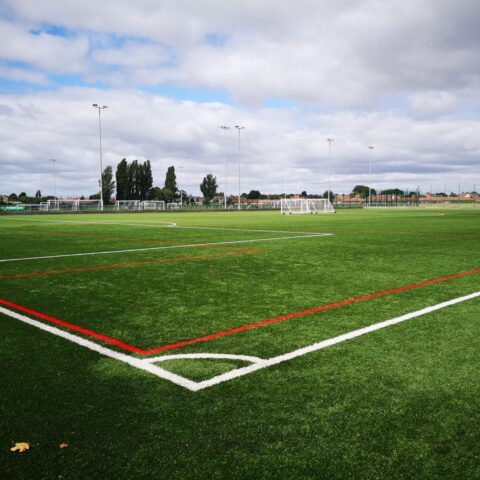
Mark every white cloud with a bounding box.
[2,0,480,107]
[0,88,479,198]
[408,91,459,119]
[0,19,88,74]
[0,65,49,85]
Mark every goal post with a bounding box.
[46,199,79,211]
[114,200,141,211]
[281,198,335,214]
[141,200,165,211]
[77,199,103,211]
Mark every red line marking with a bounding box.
[142,267,480,354]
[0,298,146,354]
[0,248,260,279]
[1,268,479,355]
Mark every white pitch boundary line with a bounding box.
[0,305,199,391]
[0,233,331,263]
[1,291,479,392]
[354,213,445,218]
[171,225,333,235]
[1,216,330,235]
[191,291,480,390]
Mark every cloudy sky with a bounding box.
[1,0,479,198]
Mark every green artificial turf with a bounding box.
[1,208,479,479]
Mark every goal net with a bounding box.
[141,200,165,211]
[77,200,103,211]
[114,200,141,211]
[281,198,335,214]
[45,199,79,211]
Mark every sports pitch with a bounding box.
[1,208,479,478]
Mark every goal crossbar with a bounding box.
[281,198,335,215]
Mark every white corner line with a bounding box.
[0,233,331,263]
[191,290,480,391]
[145,353,265,364]
[0,305,199,392]
[2,291,478,392]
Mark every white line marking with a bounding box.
[191,291,480,391]
[353,213,445,218]
[172,225,333,235]
[0,233,331,263]
[145,353,264,364]
[1,216,330,234]
[1,291,478,392]
[0,305,198,391]
[0,217,177,228]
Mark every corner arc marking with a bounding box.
[144,353,265,364]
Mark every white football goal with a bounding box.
[77,199,103,211]
[141,200,165,211]
[44,199,79,211]
[281,198,335,215]
[114,200,141,211]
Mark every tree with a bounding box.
[35,190,42,198]
[115,159,128,200]
[127,160,139,199]
[150,186,163,201]
[9,193,18,201]
[301,190,307,198]
[352,185,376,198]
[100,166,115,202]
[161,188,174,202]
[139,160,153,200]
[247,190,261,200]
[381,188,404,196]
[322,190,336,202]
[116,158,155,200]
[200,174,218,204]
[164,166,177,197]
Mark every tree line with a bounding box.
[96,159,221,204]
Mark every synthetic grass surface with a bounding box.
[1,208,479,479]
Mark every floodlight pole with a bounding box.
[219,126,231,210]
[368,145,374,207]
[327,139,334,203]
[49,158,57,199]
[235,126,245,210]
[92,104,108,210]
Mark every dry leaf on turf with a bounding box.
[59,443,69,449]
[10,442,30,453]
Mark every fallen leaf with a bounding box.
[10,442,30,453]
[59,443,68,449]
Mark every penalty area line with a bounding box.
[0,233,330,263]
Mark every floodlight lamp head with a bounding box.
[368,145,374,150]
[327,138,334,142]
[92,103,98,107]
[235,125,245,130]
